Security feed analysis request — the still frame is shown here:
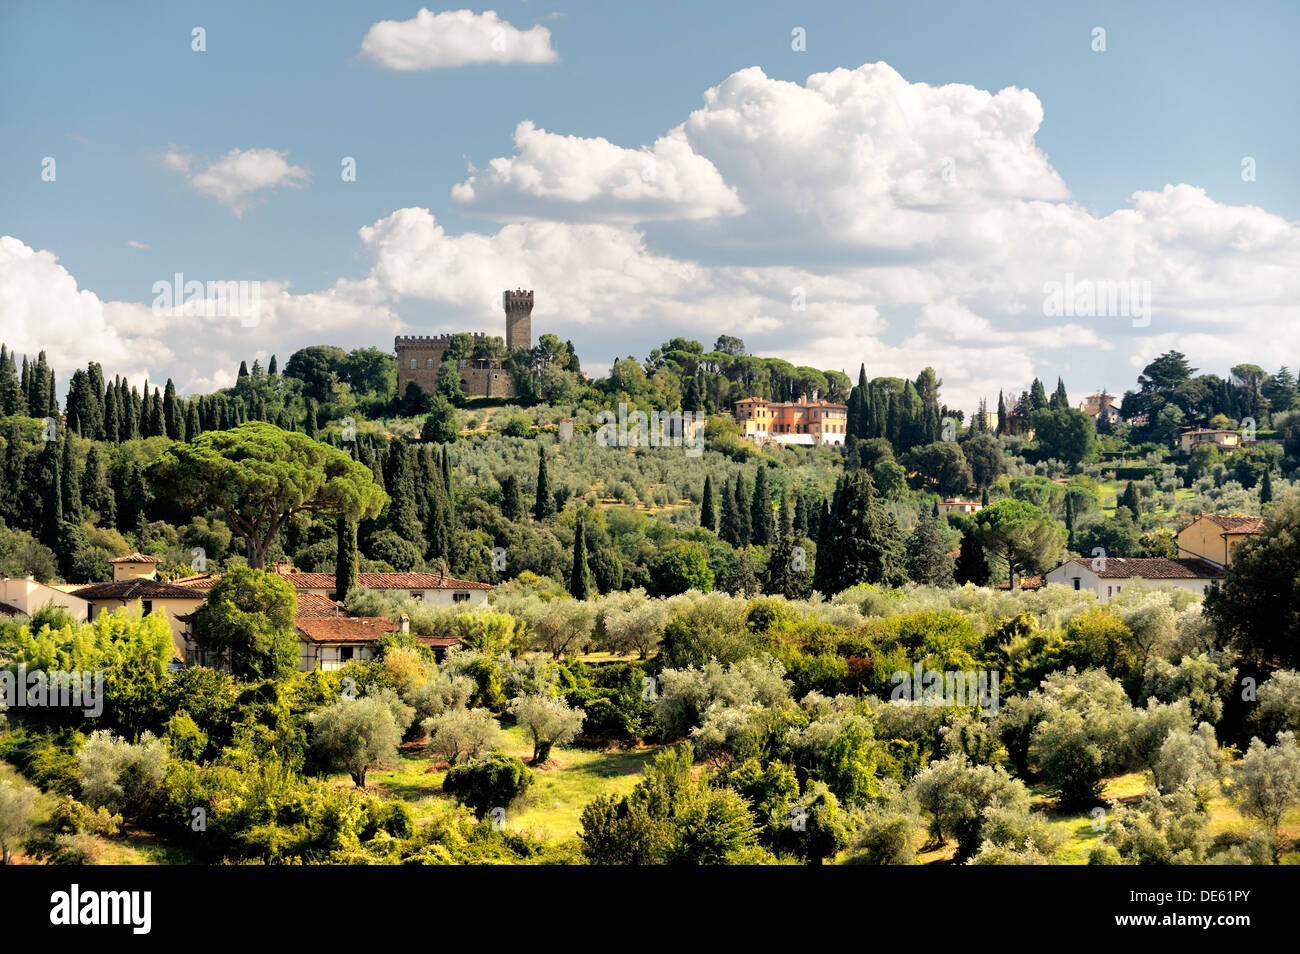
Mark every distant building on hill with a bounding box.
[733,394,848,446]
[1044,556,1224,603]
[1079,391,1120,424]
[394,289,533,400]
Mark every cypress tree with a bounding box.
[719,476,738,545]
[41,439,62,548]
[1260,467,1274,504]
[1064,494,1075,548]
[905,512,955,587]
[813,470,906,594]
[1120,481,1141,516]
[733,473,752,545]
[534,445,555,519]
[163,379,183,440]
[954,524,990,586]
[1050,377,1069,411]
[386,443,422,544]
[336,516,359,602]
[80,444,114,525]
[570,512,591,599]
[750,466,774,546]
[500,473,525,521]
[268,355,278,376]
[305,400,319,438]
[700,474,717,532]
[997,391,1007,435]
[60,437,81,524]
[779,489,794,541]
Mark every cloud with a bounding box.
[452,121,743,222]
[360,8,558,70]
[13,62,1300,414]
[162,147,310,217]
[0,236,162,383]
[126,240,150,250]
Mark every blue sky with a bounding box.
[2,1,1297,408]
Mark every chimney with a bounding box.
[399,614,410,635]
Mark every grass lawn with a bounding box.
[348,720,662,842]
[916,766,1300,865]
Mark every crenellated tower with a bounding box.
[503,289,533,353]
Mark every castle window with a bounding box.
[426,358,433,369]
[409,358,416,370]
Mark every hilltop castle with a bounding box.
[395,290,533,400]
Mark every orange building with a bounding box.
[733,394,848,446]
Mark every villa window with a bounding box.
[453,592,470,603]
[411,592,424,601]
[142,600,153,616]
[1073,578,1080,590]
[340,647,354,662]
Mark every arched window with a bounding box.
[409,358,416,370]
[426,358,433,369]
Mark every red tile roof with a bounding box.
[109,551,163,564]
[295,593,346,618]
[416,635,463,649]
[72,579,207,600]
[275,570,493,591]
[1200,514,1265,534]
[1065,557,1225,580]
[171,572,222,591]
[295,616,399,644]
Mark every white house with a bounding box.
[1045,557,1225,604]
[0,576,90,619]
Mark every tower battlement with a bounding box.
[503,289,533,352]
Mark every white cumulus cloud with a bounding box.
[163,147,310,217]
[360,9,558,70]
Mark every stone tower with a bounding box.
[503,289,533,352]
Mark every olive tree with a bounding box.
[423,707,500,765]
[0,780,37,864]
[1232,731,1300,857]
[512,693,586,764]
[310,692,412,787]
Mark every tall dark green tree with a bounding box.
[385,443,422,545]
[1119,481,1141,517]
[812,471,906,594]
[700,474,717,532]
[750,466,774,546]
[500,472,525,522]
[719,476,741,546]
[534,445,555,520]
[905,513,954,587]
[1259,467,1273,505]
[733,474,752,546]
[570,513,592,599]
[59,437,81,525]
[335,516,359,602]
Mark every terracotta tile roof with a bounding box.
[109,551,163,564]
[274,570,493,591]
[1066,557,1225,580]
[294,593,346,618]
[72,579,206,600]
[171,573,222,591]
[416,635,463,649]
[295,616,399,644]
[1201,514,1264,534]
